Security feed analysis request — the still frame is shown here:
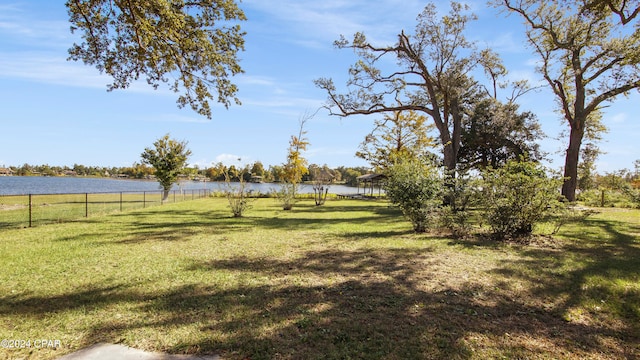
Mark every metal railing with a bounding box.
[0,189,211,228]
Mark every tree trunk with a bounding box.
[442,141,458,206]
[561,124,584,202]
[162,189,170,202]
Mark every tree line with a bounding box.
[3,162,370,187]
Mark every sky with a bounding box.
[0,0,638,172]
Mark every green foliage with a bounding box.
[481,160,562,239]
[140,134,191,200]
[578,188,640,208]
[458,98,544,171]
[439,169,481,237]
[356,110,436,171]
[384,158,443,233]
[335,166,367,186]
[66,0,246,118]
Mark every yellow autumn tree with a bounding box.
[276,114,311,210]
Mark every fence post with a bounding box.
[29,194,32,227]
[85,193,89,218]
[120,192,123,212]
[143,192,146,208]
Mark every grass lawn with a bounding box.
[0,198,638,359]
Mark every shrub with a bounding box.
[272,183,298,210]
[481,160,562,239]
[385,158,443,233]
[223,170,254,217]
[439,169,481,237]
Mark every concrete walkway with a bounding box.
[57,343,220,360]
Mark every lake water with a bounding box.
[0,176,361,196]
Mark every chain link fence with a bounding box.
[0,189,210,228]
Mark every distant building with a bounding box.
[356,173,387,196]
[0,167,15,176]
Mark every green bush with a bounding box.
[481,160,562,239]
[577,188,638,208]
[385,158,443,233]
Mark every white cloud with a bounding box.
[145,114,210,124]
[0,5,73,48]
[0,53,109,88]
[238,75,277,86]
[189,158,212,168]
[0,52,177,95]
[609,113,627,123]
[214,154,252,166]
[242,0,425,48]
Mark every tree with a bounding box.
[277,116,310,210]
[140,134,191,200]
[583,0,640,24]
[282,116,310,186]
[250,161,265,179]
[66,0,246,119]
[310,165,334,206]
[458,98,544,170]
[497,0,640,201]
[356,110,436,171]
[315,2,501,179]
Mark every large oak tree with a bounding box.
[315,2,493,178]
[66,0,246,119]
[497,0,640,201]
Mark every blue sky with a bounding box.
[0,0,638,172]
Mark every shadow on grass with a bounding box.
[58,201,408,245]
[3,245,636,359]
[490,215,640,358]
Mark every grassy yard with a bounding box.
[0,198,638,359]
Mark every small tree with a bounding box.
[385,157,443,233]
[481,159,562,239]
[141,134,191,201]
[223,166,253,217]
[311,167,331,206]
[276,114,310,210]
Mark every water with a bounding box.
[0,176,362,196]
